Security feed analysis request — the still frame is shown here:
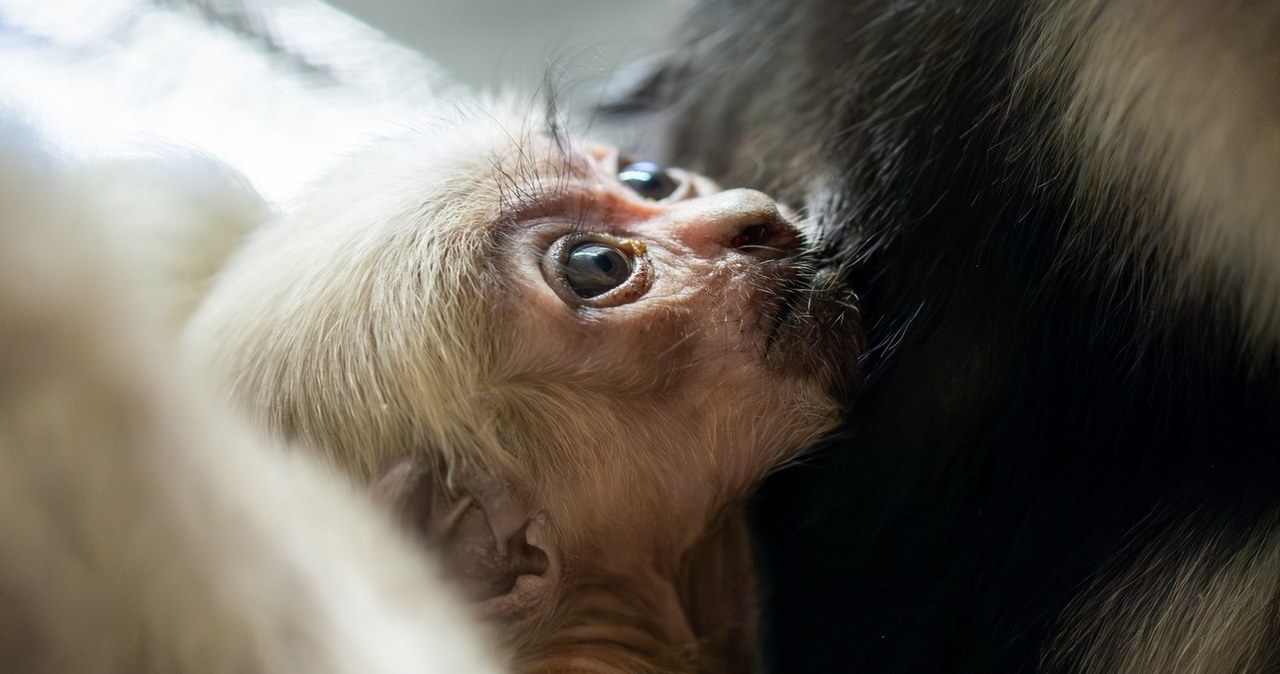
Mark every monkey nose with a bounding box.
[669,188,802,260]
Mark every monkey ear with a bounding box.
[371,457,558,619]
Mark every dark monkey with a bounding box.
[610,0,1280,671]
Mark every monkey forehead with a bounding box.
[307,113,594,246]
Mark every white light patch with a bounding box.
[0,0,459,204]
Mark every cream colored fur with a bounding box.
[183,100,523,484]
[1026,0,1280,350]
[0,132,504,674]
[77,155,272,334]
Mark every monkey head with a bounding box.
[184,99,862,673]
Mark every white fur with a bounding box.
[1026,0,1280,349]
[0,127,505,674]
[182,100,536,482]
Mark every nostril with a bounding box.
[730,222,801,259]
[730,224,770,249]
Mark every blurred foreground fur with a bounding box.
[0,128,505,674]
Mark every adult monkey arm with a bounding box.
[608,0,1280,672]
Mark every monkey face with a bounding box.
[185,105,860,516]
[486,139,860,531]
[457,135,861,670]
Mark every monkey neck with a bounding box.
[526,567,699,673]
[521,509,759,674]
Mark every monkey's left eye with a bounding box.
[618,161,679,201]
[563,243,633,298]
[542,236,651,307]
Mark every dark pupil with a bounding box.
[564,243,632,298]
[618,161,678,200]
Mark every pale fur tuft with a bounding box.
[184,96,553,487]
[1024,0,1280,350]
[1055,514,1280,674]
[77,155,272,334]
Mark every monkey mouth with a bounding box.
[759,256,864,403]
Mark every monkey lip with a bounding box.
[759,258,864,401]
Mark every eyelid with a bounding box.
[615,158,691,203]
[659,170,692,201]
[498,190,579,226]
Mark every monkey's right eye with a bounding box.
[618,161,680,201]
[563,243,633,298]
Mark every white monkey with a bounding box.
[183,97,862,673]
[0,94,859,673]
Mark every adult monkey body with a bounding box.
[611,0,1280,671]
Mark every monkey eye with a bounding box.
[618,161,680,201]
[541,235,651,307]
[563,242,634,298]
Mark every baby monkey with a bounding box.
[184,98,862,673]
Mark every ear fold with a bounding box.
[371,457,558,617]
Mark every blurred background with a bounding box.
[326,0,685,92]
[0,0,686,202]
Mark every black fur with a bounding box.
[609,0,1280,671]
